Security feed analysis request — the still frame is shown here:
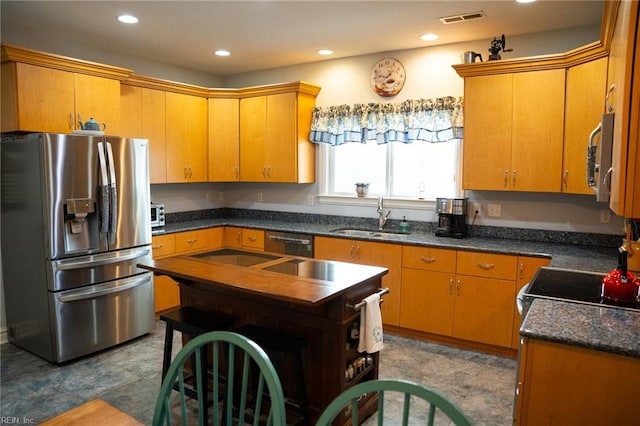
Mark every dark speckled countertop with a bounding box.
[154,214,619,273]
[521,298,640,358]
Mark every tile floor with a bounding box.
[0,321,517,425]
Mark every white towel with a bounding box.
[357,293,384,353]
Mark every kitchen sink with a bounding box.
[332,228,409,239]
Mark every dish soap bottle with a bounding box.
[400,216,410,233]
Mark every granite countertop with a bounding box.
[153,217,618,273]
[521,298,640,358]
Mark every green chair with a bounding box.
[316,379,473,426]
[152,331,286,426]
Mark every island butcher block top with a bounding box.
[138,248,388,306]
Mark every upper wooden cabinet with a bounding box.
[1,59,125,134]
[462,69,565,192]
[120,84,167,184]
[607,0,640,217]
[563,57,608,194]
[165,91,208,183]
[208,97,240,182]
[1,45,129,134]
[239,83,320,183]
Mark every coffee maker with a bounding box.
[435,198,468,238]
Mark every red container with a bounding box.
[602,247,640,306]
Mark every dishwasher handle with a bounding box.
[267,235,311,245]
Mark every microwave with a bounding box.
[150,203,165,228]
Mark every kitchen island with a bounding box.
[139,251,389,425]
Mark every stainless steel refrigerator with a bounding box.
[1,132,155,363]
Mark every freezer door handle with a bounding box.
[54,247,151,271]
[57,273,152,303]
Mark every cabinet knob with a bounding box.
[420,256,437,263]
[152,244,163,250]
[504,170,509,187]
[186,239,197,244]
[248,236,258,242]
[448,278,454,295]
[456,279,461,296]
[512,169,517,187]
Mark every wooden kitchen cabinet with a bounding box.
[511,256,550,348]
[208,97,240,181]
[151,229,212,314]
[400,246,457,335]
[239,83,319,183]
[120,84,167,183]
[462,69,565,192]
[607,0,640,217]
[454,251,518,347]
[1,60,123,134]
[562,57,608,194]
[165,91,207,183]
[515,338,640,425]
[223,227,264,251]
[315,236,403,326]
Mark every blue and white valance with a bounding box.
[310,97,463,145]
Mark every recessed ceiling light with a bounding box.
[516,0,536,3]
[318,49,334,56]
[117,15,139,24]
[420,33,439,41]
[214,50,231,57]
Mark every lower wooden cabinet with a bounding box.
[151,228,219,314]
[315,236,403,326]
[515,338,640,425]
[224,227,265,251]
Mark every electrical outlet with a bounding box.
[600,209,612,224]
[257,192,263,202]
[472,202,481,216]
[487,203,502,218]
[218,191,225,201]
[308,195,314,206]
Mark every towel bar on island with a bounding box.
[346,288,390,311]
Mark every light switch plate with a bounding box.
[487,203,501,217]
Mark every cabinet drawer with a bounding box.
[175,229,209,254]
[402,246,456,272]
[456,251,518,280]
[242,229,264,250]
[151,234,176,258]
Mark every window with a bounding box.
[323,139,460,201]
[311,97,463,203]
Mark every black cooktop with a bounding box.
[262,258,361,282]
[526,267,605,304]
[194,249,281,267]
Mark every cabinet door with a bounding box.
[563,58,608,194]
[209,98,240,181]
[453,276,516,347]
[314,236,356,262]
[511,69,565,192]
[266,92,297,182]
[152,234,179,313]
[356,241,403,326]
[1,62,75,133]
[608,0,639,215]
[400,268,454,335]
[239,96,268,181]
[74,73,121,134]
[120,86,167,184]
[512,256,550,348]
[166,92,207,182]
[224,227,243,248]
[462,74,513,190]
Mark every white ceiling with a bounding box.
[0,1,604,76]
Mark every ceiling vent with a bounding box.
[439,11,486,24]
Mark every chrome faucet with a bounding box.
[377,195,391,230]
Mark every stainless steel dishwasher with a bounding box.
[264,231,314,258]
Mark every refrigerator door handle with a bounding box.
[55,247,151,271]
[97,142,110,235]
[57,274,152,303]
[105,142,118,244]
